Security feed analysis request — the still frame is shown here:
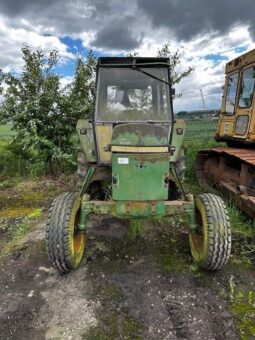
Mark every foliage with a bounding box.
[64,50,96,119]
[128,43,194,89]
[156,43,194,85]
[0,45,96,175]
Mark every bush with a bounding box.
[0,46,96,176]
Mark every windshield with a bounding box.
[96,67,171,122]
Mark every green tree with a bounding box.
[157,43,193,85]
[127,43,194,88]
[64,50,96,119]
[0,45,96,175]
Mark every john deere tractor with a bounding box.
[46,57,231,273]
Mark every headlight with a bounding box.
[235,115,249,135]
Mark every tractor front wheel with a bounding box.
[46,192,86,273]
[189,193,231,270]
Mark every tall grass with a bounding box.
[0,140,28,180]
[0,124,15,139]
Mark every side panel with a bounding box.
[76,119,96,162]
[170,119,186,163]
[95,124,112,163]
[217,117,236,138]
[112,153,169,201]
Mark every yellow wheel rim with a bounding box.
[189,196,209,263]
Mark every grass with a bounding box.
[0,124,15,139]
[226,276,255,340]
[0,139,27,179]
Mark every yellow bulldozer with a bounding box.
[196,48,255,221]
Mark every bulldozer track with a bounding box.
[196,148,255,221]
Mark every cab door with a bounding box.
[218,71,239,138]
[234,64,255,141]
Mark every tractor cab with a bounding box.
[76,57,184,201]
[96,58,172,123]
[93,57,173,164]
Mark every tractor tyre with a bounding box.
[45,192,86,273]
[189,193,231,271]
[176,146,185,182]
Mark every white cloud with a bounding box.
[172,26,254,111]
[0,1,254,112]
[60,75,74,89]
[0,15,74,73]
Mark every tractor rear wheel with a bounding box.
[46,192,86,273]
[189,193,231,270]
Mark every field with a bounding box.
[0,124,15,139]
[185,119,218,141]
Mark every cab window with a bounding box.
[96,67,171,122]
[225,72,239,115]
[238,66,255,108]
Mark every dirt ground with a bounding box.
[0,182,255,340]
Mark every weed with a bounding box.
[229,275,236,302]
[84,310,143,340]
[0,220,33,259]
[129,219,147,239]
[189,262,200,274]
[184,140,221,184]
[227,275,255,339]
[28,208,42,219]
[228,204,255,238]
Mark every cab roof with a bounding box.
[97,57,170,67]
[225,48,255,74]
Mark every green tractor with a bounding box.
[46,57,231,273]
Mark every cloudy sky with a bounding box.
[0,0,254,111]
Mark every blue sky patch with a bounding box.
[234,46,248,54]
[55,36,125,77]
[203,54,228,62]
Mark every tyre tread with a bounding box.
[45,192,82,273]
[191,193,231,271]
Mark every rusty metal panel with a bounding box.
[210,148,255,166]
[111,145,169,153]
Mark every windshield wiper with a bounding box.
[132,65,172,87]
